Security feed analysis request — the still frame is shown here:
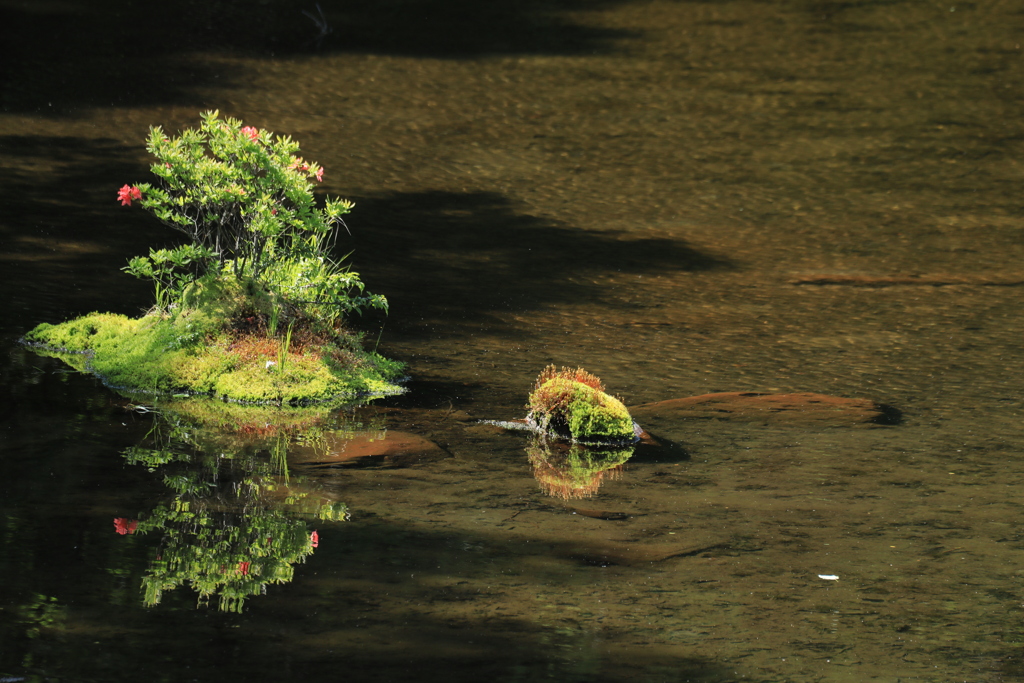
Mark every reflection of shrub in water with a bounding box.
[138,503,320,613]
[526,436,633,500]
[16,593,66,639]
[113,399,369,611]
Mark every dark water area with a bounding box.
[3,0,1024,681]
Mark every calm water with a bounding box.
[3,0,1024,680]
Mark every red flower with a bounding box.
[241,126,259,141]
[310,530,319,548]
[117,185,142,206]
[113,517,138,535]
[238,561,251,576]
[315,167,323,182]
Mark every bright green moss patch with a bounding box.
[527,365,635,444]
[25,304,405,405]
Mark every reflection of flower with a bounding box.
[139,502,319,612]
[117,185,142,206]
[114,518,138,535]
[113,399,363,612]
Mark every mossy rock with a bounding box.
[23,280,405,405]
[527,366,636,444]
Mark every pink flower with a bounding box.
[241,126,259,141]
[113,518,138,535]
[315,167,323,182]
[310,530,319,548]
[238,561,251,576]
[290,161,309,173]
[117,185,142,206]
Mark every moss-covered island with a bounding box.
[23,112,404,404]
[527,366,637,444]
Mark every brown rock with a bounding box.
[561,540,730,566]
[790,273,1024,287]
[290,430,447,466]
[630,392,889,427]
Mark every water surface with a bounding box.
[2,0,1023,680]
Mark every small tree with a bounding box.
[119,110,386,330]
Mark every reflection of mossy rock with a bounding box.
[23,277,405,404]
[527,366,635,444]
[526,438,633,499]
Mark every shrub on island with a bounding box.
[24,111,403,404]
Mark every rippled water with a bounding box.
[2,0,1024,681]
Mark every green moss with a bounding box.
[24,285,405,404]
[528,370,635,443]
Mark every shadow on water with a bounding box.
[0,141,730,338]
[353,190,732,338]
[306,0,635,58]
[1,0,636,116]
[0,135,148,226]
[241,521,735,683]
[5,512,741,681]
[0,135,172,331]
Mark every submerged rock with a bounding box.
[630,391,892,427]
[290,431,447,468]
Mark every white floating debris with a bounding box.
[818,574,839,581]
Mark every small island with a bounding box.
[24,111,404,405]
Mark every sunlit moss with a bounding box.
[527,365,635,443]
[23,274,405,405]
